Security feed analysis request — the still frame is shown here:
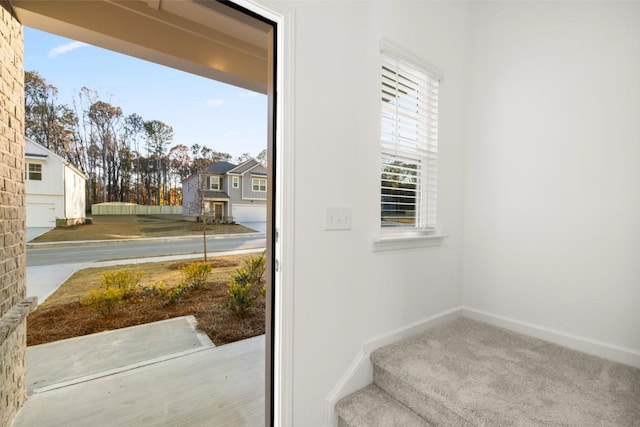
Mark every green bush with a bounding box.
[100,269,144,298]
[81,269,144,316]
[181,262,212,289]
[167,282,190,305]
[81,286,125,316]
[139,281,167,297]
[227,252,266,313]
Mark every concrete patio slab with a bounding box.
[27,316,213,395]
[15,335,264,427]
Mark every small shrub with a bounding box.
[80,269,144,316]
[81,286,125,316]
[139,281,167,297]
[167,282,190,305]
[227,252,266,313]
[100,269,144,298]
[243,254,266,287]
[181,262,212,289]
[227,282,260,313]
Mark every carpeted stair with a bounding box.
[336,318,640,426]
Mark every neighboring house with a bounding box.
[182,158,267,223]
[25,138,87,228]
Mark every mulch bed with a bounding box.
[27,279,265,347]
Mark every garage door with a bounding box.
[232,205,266,222]
[27,203,57,227]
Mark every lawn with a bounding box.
[31,215,257,243]
[27,253,265,347]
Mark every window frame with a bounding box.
[27,162,43,181]
[232,176,240,188]
[209,176,221,191]
[379,41,441,237]
[252,177,267,192]
[374,40,445,251]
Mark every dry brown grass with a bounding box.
[32,215,257,243]
[27,253,265,347]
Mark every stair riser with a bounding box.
[373,364,473,426]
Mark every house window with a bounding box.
[27,163,42,181]
[210,176,220,190]
[380,46,440,232]
[252,177,266,192]
[232,176,239,188]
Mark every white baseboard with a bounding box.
[462,307,640,369]
[323,307,463,427]
[323,306,640,427]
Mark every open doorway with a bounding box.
[13,1,280,425]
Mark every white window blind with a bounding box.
[380,50,439,231]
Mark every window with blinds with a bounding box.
[380,49,439,232]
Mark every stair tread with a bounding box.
[371,318,640,426]
[336,384,431,427]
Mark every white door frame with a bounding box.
[16,0,296,423]
[232,2,295,425]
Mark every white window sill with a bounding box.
[372,233,447,252]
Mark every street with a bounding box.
[27,235,266,267]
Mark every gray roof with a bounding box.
[228,158,259,174]
[203,190,230,199]
[204,161,237,175]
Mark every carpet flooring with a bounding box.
[338,318,640,426]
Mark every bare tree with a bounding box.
[186,171,211,261]
[25,71,246,211]
[124,113,145,204]
[25,71,77,153]
[87,100,123,202]
[144,120,174,205]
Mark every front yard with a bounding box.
[31,214,256,243]
[27,253,265,346]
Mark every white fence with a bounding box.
[91,203,183,215]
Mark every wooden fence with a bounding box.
[91,203,183,215]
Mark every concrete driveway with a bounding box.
[26,227,53,242]
[239,221,267,233]
[27,264,82,305]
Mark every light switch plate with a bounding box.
[325,206,351,230]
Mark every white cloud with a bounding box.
[239,91,259,98]
[207,98,224,106]
[48,41,88,58]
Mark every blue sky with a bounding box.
[24,27,268,159]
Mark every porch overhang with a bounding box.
[10,0,270,94]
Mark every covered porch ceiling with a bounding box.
[10,0,270,94]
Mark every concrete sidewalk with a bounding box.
[26,230,265,248]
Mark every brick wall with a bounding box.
[0,4,31,426]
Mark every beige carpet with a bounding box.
[369,318,640,425]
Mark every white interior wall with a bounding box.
[463,2,640,356]
[285,1,469,424]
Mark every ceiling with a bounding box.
[10,0,271,93]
